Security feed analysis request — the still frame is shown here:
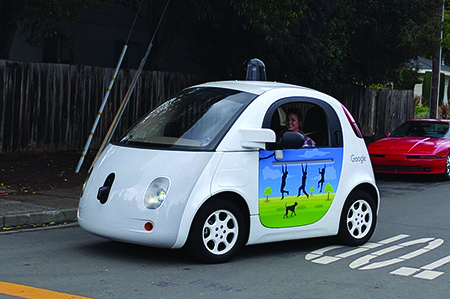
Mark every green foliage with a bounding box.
[324,183,333,194]
[440,3,450,67]
[394,68,422,90]
[264,186,272,196]
[415,106,429,119]
[190,0,444,87]
[190,0,336,83]
[329,0,443,86]
[3,0,446,87]
[421,71,446,106]
[16,0,106,46]
[229,0,307,41]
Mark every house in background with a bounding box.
[413,56,450,105]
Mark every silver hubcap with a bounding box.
[346,199,373,239]
[202,210,238,255]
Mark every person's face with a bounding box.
[285,113,300,132]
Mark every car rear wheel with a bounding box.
[337,190,376,246]
[187,199,246,263]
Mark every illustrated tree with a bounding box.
[264,186,272,202]
[324,183,334,201]
[309,186,315,196]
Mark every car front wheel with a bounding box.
[187,199,246,263]
[337,190,376,246]
[443,154,450,180]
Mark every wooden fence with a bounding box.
[0,60,414,154]
[318,84,414,143]
[0,60,212,153]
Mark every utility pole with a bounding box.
[430,1,445,119]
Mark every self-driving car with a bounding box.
[78,80,380,263]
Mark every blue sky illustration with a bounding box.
[259,148,343,198]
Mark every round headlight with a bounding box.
[143,177,170,209]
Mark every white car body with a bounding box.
[78,81,379,262]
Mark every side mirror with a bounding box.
[385,132,391,138]
[277,132,305,149]
[239,128,276,149]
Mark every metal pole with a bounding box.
[75,3,143,173]
[88,0,171,173]
[430,1,445,119]
[75,46,127,173]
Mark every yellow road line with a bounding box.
[0,281,93,299]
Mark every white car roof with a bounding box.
[192,80,312,95]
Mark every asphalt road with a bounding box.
[1,175,450,299]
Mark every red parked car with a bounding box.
[368,119,450,179]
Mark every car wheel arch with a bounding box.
[179,192,251,248]
[337,187,378,245]
[204,192,251,240]
[335,183,379,230]
[184,192,251,263]
[351,183,379,210]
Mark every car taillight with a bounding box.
[342,104,363,138]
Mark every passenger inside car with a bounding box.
[276,109,316,147]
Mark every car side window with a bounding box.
[271,103,328,147]
[262,97,343,148]
[302,106,328,146]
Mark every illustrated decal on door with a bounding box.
[259,148,343,228]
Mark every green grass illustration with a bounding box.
[259,193,335,228]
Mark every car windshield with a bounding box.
[118,87,257,150]
[390,121,450,138]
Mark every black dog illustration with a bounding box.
[280,164,289,200]
[283,202,298,218]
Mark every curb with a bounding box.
[1,209,77,228]
[0,186,81,230]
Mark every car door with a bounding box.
[258,98,344,228]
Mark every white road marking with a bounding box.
[350,238,443,270]
[378,234,411,244]
[422,254,450,270]
[305,234,449,281]
[390,255,450,280]
[390,267,420,276]
[414,270,444,280]
[305,234,410,265]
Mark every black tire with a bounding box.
[442,154,450,180]
[187,199,246,263]
[337,190,377,246]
